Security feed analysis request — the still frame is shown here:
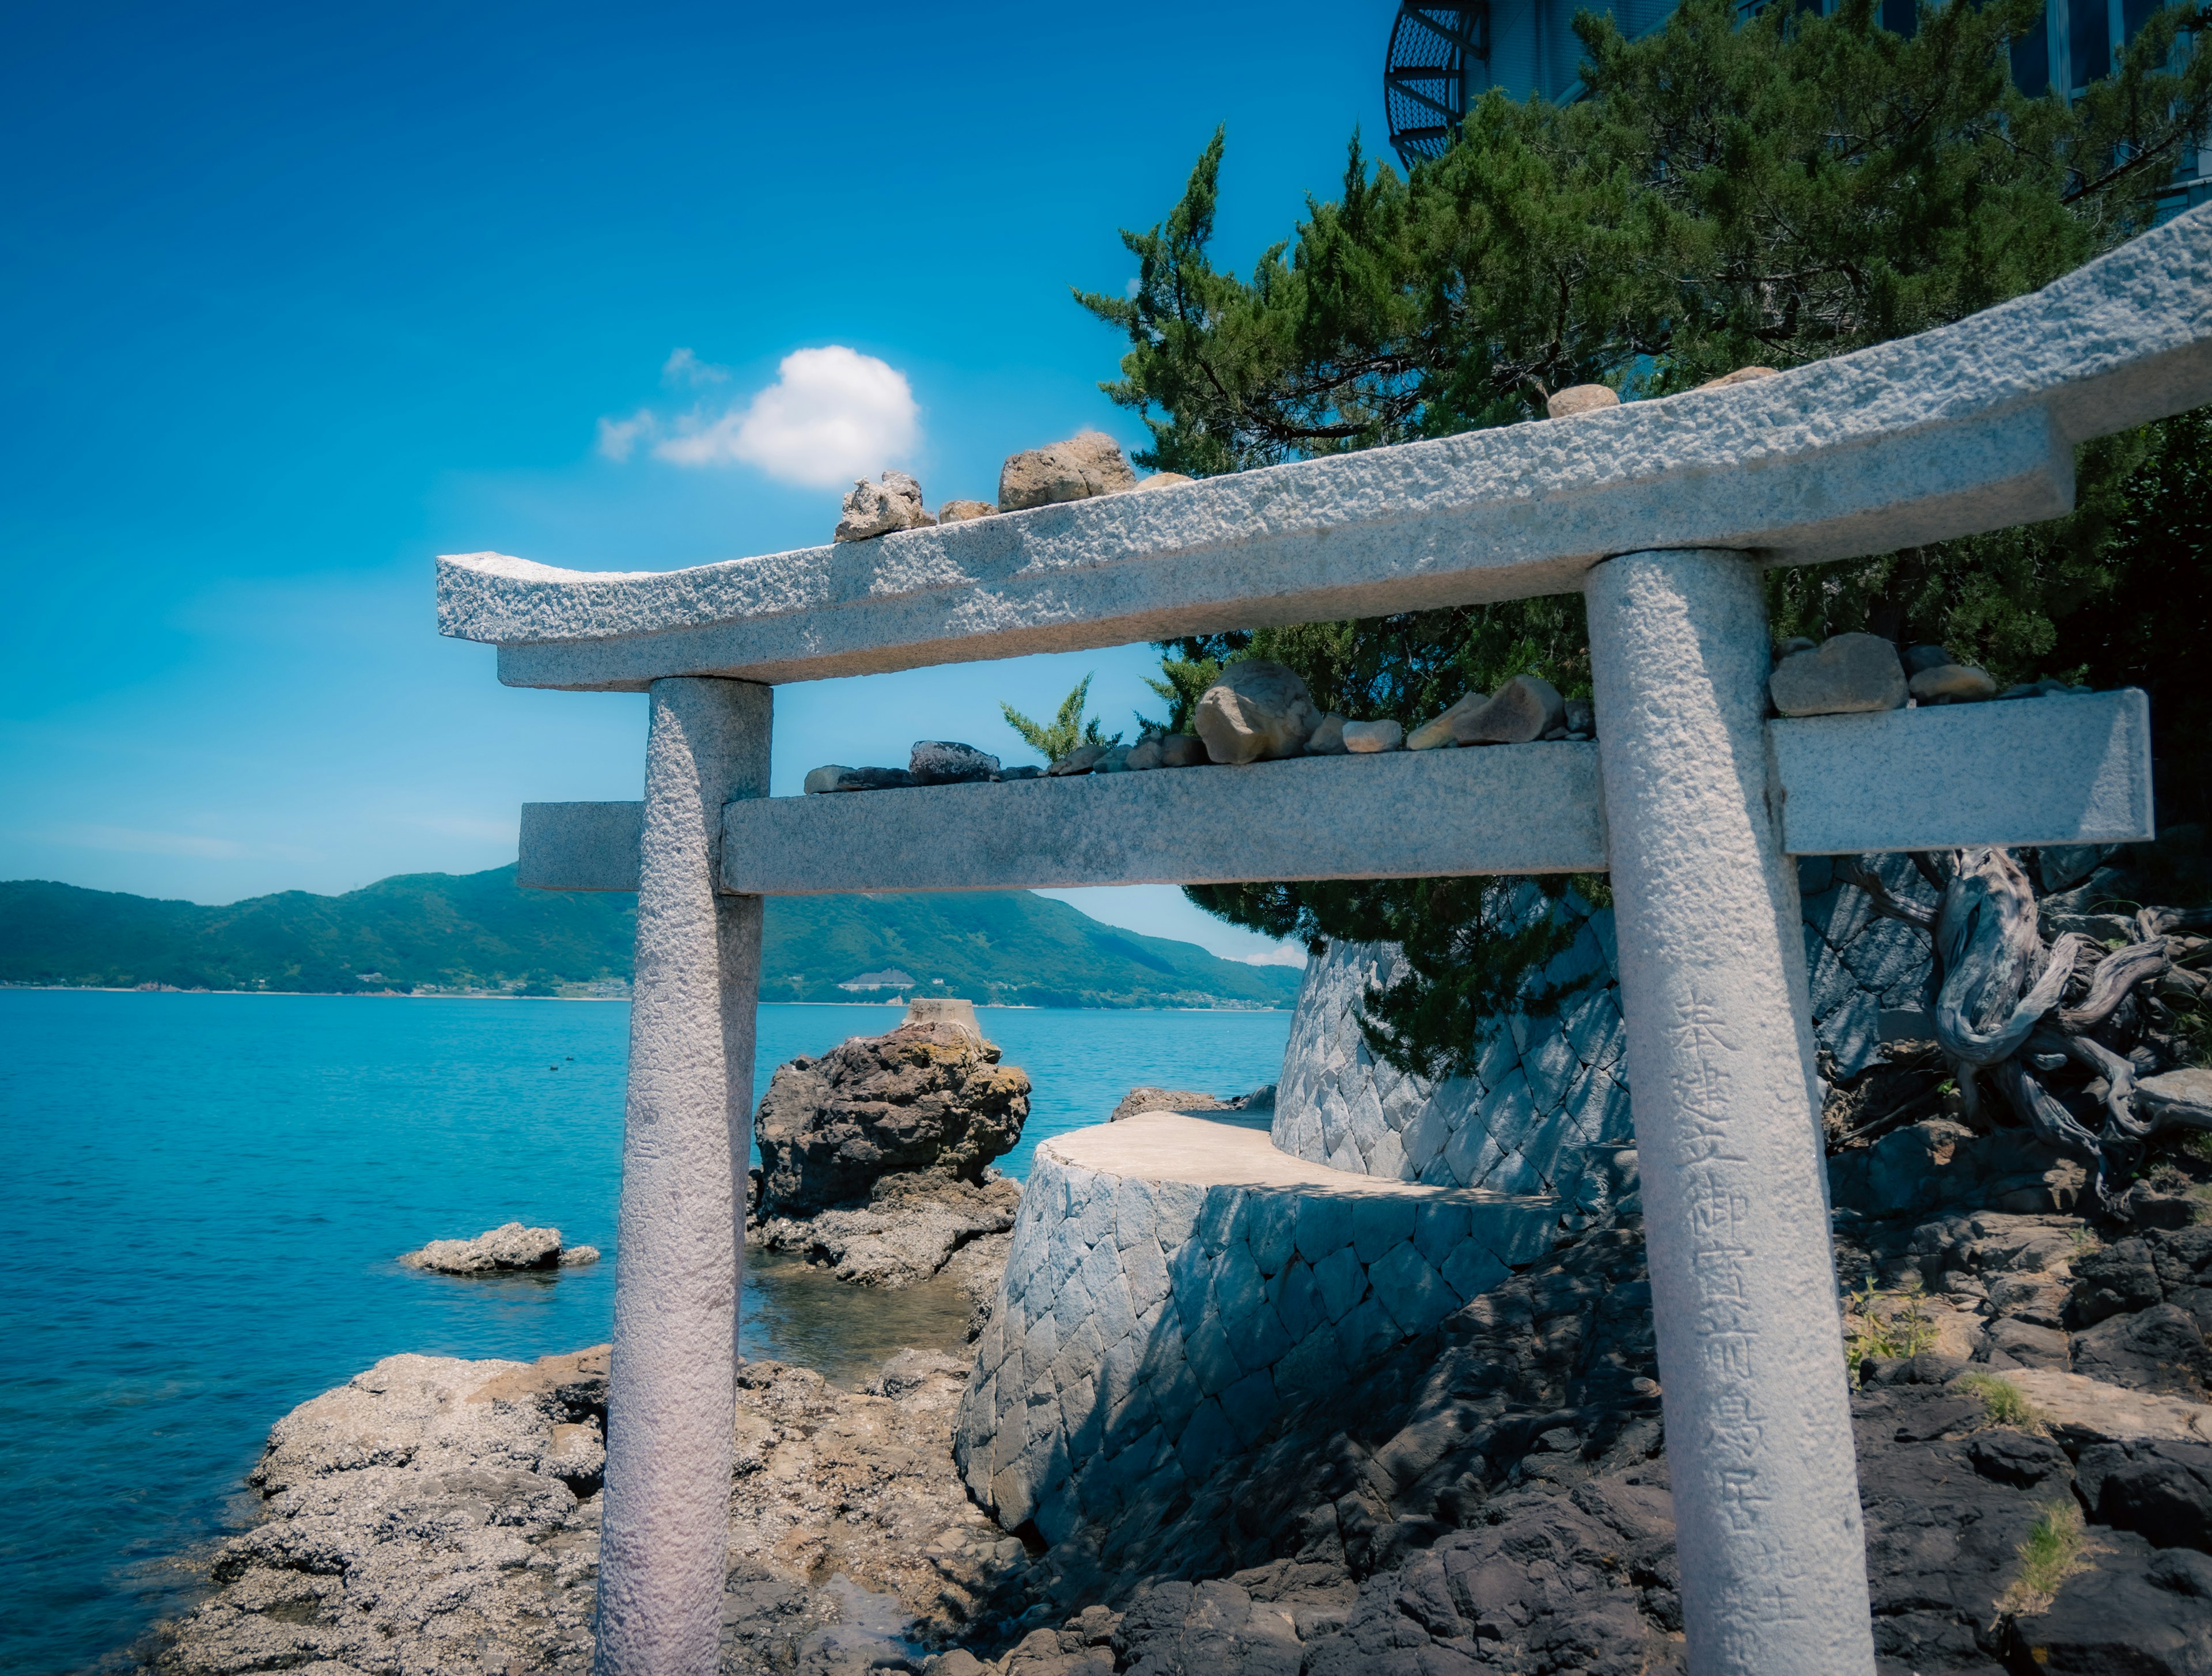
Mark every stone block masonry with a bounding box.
[1274,854,1943,1207]
[952,1110,1556,1545]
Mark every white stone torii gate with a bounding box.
[438,204,2210,1676]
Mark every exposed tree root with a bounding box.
[1839,848,2211,1215]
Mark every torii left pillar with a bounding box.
[593,677,770,1676]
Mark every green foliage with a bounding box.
[0,870,1301,1011]
[1080,0,2212,1076]
[1001,673,1120,763]
[1844,1276,1938,1380]
[2002,1501,2090,1614]
[1959,1371,2043,1431]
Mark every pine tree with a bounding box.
[1077,0,2212,1078]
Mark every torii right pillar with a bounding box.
[1586,547,1876,1675]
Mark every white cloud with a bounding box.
[654,346,919,487]
[1238,945,1310,968]
[661,347,728,386]
[596,408,654,462]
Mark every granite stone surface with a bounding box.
[952,1112,1558,1544]
[513,692,2152,899]
[437,208,2212,691]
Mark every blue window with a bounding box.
[2069,0,2111,85]
[2011,13,2051,92]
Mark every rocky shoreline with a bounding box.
[151,1138,2212,1676]
[145,981,2212,1676]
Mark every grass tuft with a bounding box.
[1844,1277,1938,1382]
[1999,1501,2090,1615]
[1958,1371,2042,1431]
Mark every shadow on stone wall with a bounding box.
[951,1140,1613,1576]
[959,1194,1662,1630]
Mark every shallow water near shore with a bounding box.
[0,989,1291,1676]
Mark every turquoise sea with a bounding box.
[0,989,1292,1676]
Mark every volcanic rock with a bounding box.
[400,1222,565,1275]
[752,1022,1030,1219]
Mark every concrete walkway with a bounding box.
[1047,1106,1558,1203]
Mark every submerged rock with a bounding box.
[399,1221,566,1275]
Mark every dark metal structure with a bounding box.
[1384,4,1488,167]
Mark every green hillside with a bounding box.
[0,866,1301,1010]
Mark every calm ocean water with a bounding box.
[0,989,1291,1676]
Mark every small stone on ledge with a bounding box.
[1769,632,1908,716]
[1908,663,1997,704]
[1341,719,1404,753]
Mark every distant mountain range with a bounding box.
[0,866,1303,1010]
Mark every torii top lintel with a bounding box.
[438,207,2212,694]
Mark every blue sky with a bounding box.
[0,2,1395,962]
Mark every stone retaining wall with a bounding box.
[1272,858,1940,1199]
[952,1123,1560,1545]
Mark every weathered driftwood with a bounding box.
[1840,847,2210,1211]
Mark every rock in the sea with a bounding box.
[1107,1085,1275,1123]
[558,1244,599,1267]
[400,1222,565,1275]
[1193,660,1320,765]
[835,471,934,542]
[1770,632,1909,716]
[752,1168,1022,1294]
[997,432,1137,511]
[753,1021,1030,1218]
[805,763,918,793]
[938,498,997,523]
[1305,712,1347,755]
[1446,673,1565,744]
[1406,690,1483,750]
[910,741,1002,785]
[1910,662,1998,704]
[1340,719,1403,753]
[1546,383,1619,418]
[1048,742,1109,776]
[1158,734,1208,767]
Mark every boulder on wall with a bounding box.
[997,432,1138,511]
[753,1021,1031,1218]
[1193,660,1320,765]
